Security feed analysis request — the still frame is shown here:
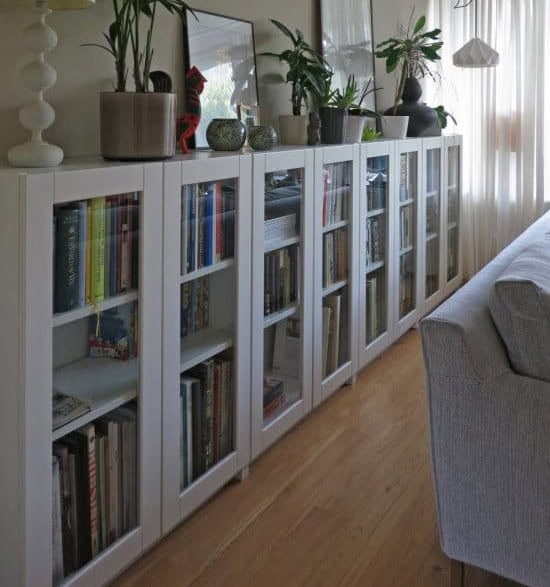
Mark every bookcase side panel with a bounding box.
[0,174,24,587]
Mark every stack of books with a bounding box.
[366,217,385,266]
[51,404,137,584]
[263,245,299,316]
[322,293,348,378]
[400,206,413,250]
[53,194,140,314]
[322,163,350,226]
[323,228,348,287]
[180,357,233,488]
[263,376,286,419]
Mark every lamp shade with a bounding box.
[453,37,499,68]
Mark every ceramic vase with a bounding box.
[389,78,438,137]
[278,114,308,145]
[206,118,246,151]
[248,125,278,151]
[320,107,346,144]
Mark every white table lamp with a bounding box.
[7,0,95,167]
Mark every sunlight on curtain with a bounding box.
[435,0,549,276]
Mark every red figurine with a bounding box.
[177,66,207,154]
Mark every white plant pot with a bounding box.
[345,116,366,143]
[278,114,308,145]
[381,115,409,139]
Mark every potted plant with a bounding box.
[261,19,330,145]
[375,14,442,138]
[318,74,358,144]
[346,79,381,143]
[86,0,190,159]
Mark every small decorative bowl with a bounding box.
[206,118,246,151]
[248,125,278,151]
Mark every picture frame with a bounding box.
[320,0,377,113]
[183,9,260,149]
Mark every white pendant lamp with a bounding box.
[6,0,95,167]
[453,0,499,68]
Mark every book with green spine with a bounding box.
[90,197,106,303]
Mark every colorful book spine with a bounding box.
[90,197,106,303]
[54,205,81,313]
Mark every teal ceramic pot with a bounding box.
[206,118,246,151]
[248,125,278,151]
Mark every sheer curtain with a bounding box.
[436,0,550,277]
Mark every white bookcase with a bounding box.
[250,148,314,459]
[0,160,163,587]
[420,137,446,314]
[443,135,463,295]
[359,140,398,366]
[161,152,252,532]
[312,144,360,406]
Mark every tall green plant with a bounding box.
[261,19,331,115]
[85,0,191,92]
[375,14,442,113]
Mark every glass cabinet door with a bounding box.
[447,144,460,282]
[365,154,390,344]
[52,193,141,585]
[425,146,441,300]
[398,151,418,320]
[321,161,352,381]
[262,168,304,425]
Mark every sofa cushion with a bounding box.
[488,239,550,382]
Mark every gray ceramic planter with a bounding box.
[100,92,176,160]
[320,107,347,144]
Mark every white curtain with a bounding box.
[436,0,549,277]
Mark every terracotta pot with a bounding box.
[100,92,176,160]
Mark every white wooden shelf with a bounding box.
[399,198,415,207]
[366,260,385,274]
[426,190,439,198]
[263,303,299,329]
[180,258,234,284]
[367,208,386,218]
[448,221,458,230]
[400,245,414,256]
[53,291,138,328]
[264,235,300,253]
[322,219,349,233]
[180,327,233,373]
[426,232,439,242]
[322,279,348,297]
[52,356,138,441]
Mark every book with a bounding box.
[90,197,106,303]
[322,306,332,378]
[367,276,378,342]
[52,443,75,575]
[323,294,341,375]
[52,391,90,430]
[54,205,81,313]
[88,300,138,360]
[180,377,195,489]
[52,456,64,585]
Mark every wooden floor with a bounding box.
[113,331,520,587]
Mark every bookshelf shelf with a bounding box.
[180,258,234,284]
[366,207,386,218]
[366,259,385,274]
[263,303,299,329]
[448,184,457,190]
[426,232,439,242]
[322,279,348,297]
[399,198,415,207]
[400,245,414,256]
[52,290,139,328]
[322,219,349,233]
[264,235,300,253]
[426,190,439,199]
[448,221,458,230]
[52,357,138,441]
[179,327,233,373]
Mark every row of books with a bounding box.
[52,405,137,584]
[323,228,348,288]
[322,163,351,226]
[399,153,417,201]
[264,245,300,316]
[263,376,287,419]
[180,357,233,488]
[400,205,414,250]
[322,293,349,378]
[181,277,209,338]
[366,169,387,211]
[426,195,439,234]
[54,194,139,314]
[366,216,385,267]
[399,255,415,317]
[366,273,385,343]
[181,182,235,275]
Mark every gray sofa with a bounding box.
[421,211,550,587]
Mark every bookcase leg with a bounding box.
[345,375,357,386]
[450,559,464,587]
[235,466,249,482]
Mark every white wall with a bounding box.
[0,0,429,159]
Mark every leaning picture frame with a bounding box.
[183,9,260,149]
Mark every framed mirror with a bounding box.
[184,9,259,149]
[320,0,377,112]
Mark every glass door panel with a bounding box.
[425,148,441,298]
[52,193,140,585]
[366,155,389,343]
[398,152,417,318]
[321,161,351,379]
[263,168,303,425]
[447,145,460,281]
[179,179,237,490]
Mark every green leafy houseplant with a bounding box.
[434,105,457,129]
[362,126,381,141]
[375,14,442,114]
[262,19,331,115]
[350,79,382,119]
[86,0,191,92]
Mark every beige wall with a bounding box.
[0,0,428,159]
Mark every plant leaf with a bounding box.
[413,15,426,34]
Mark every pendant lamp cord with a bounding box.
[454,0,478,38]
